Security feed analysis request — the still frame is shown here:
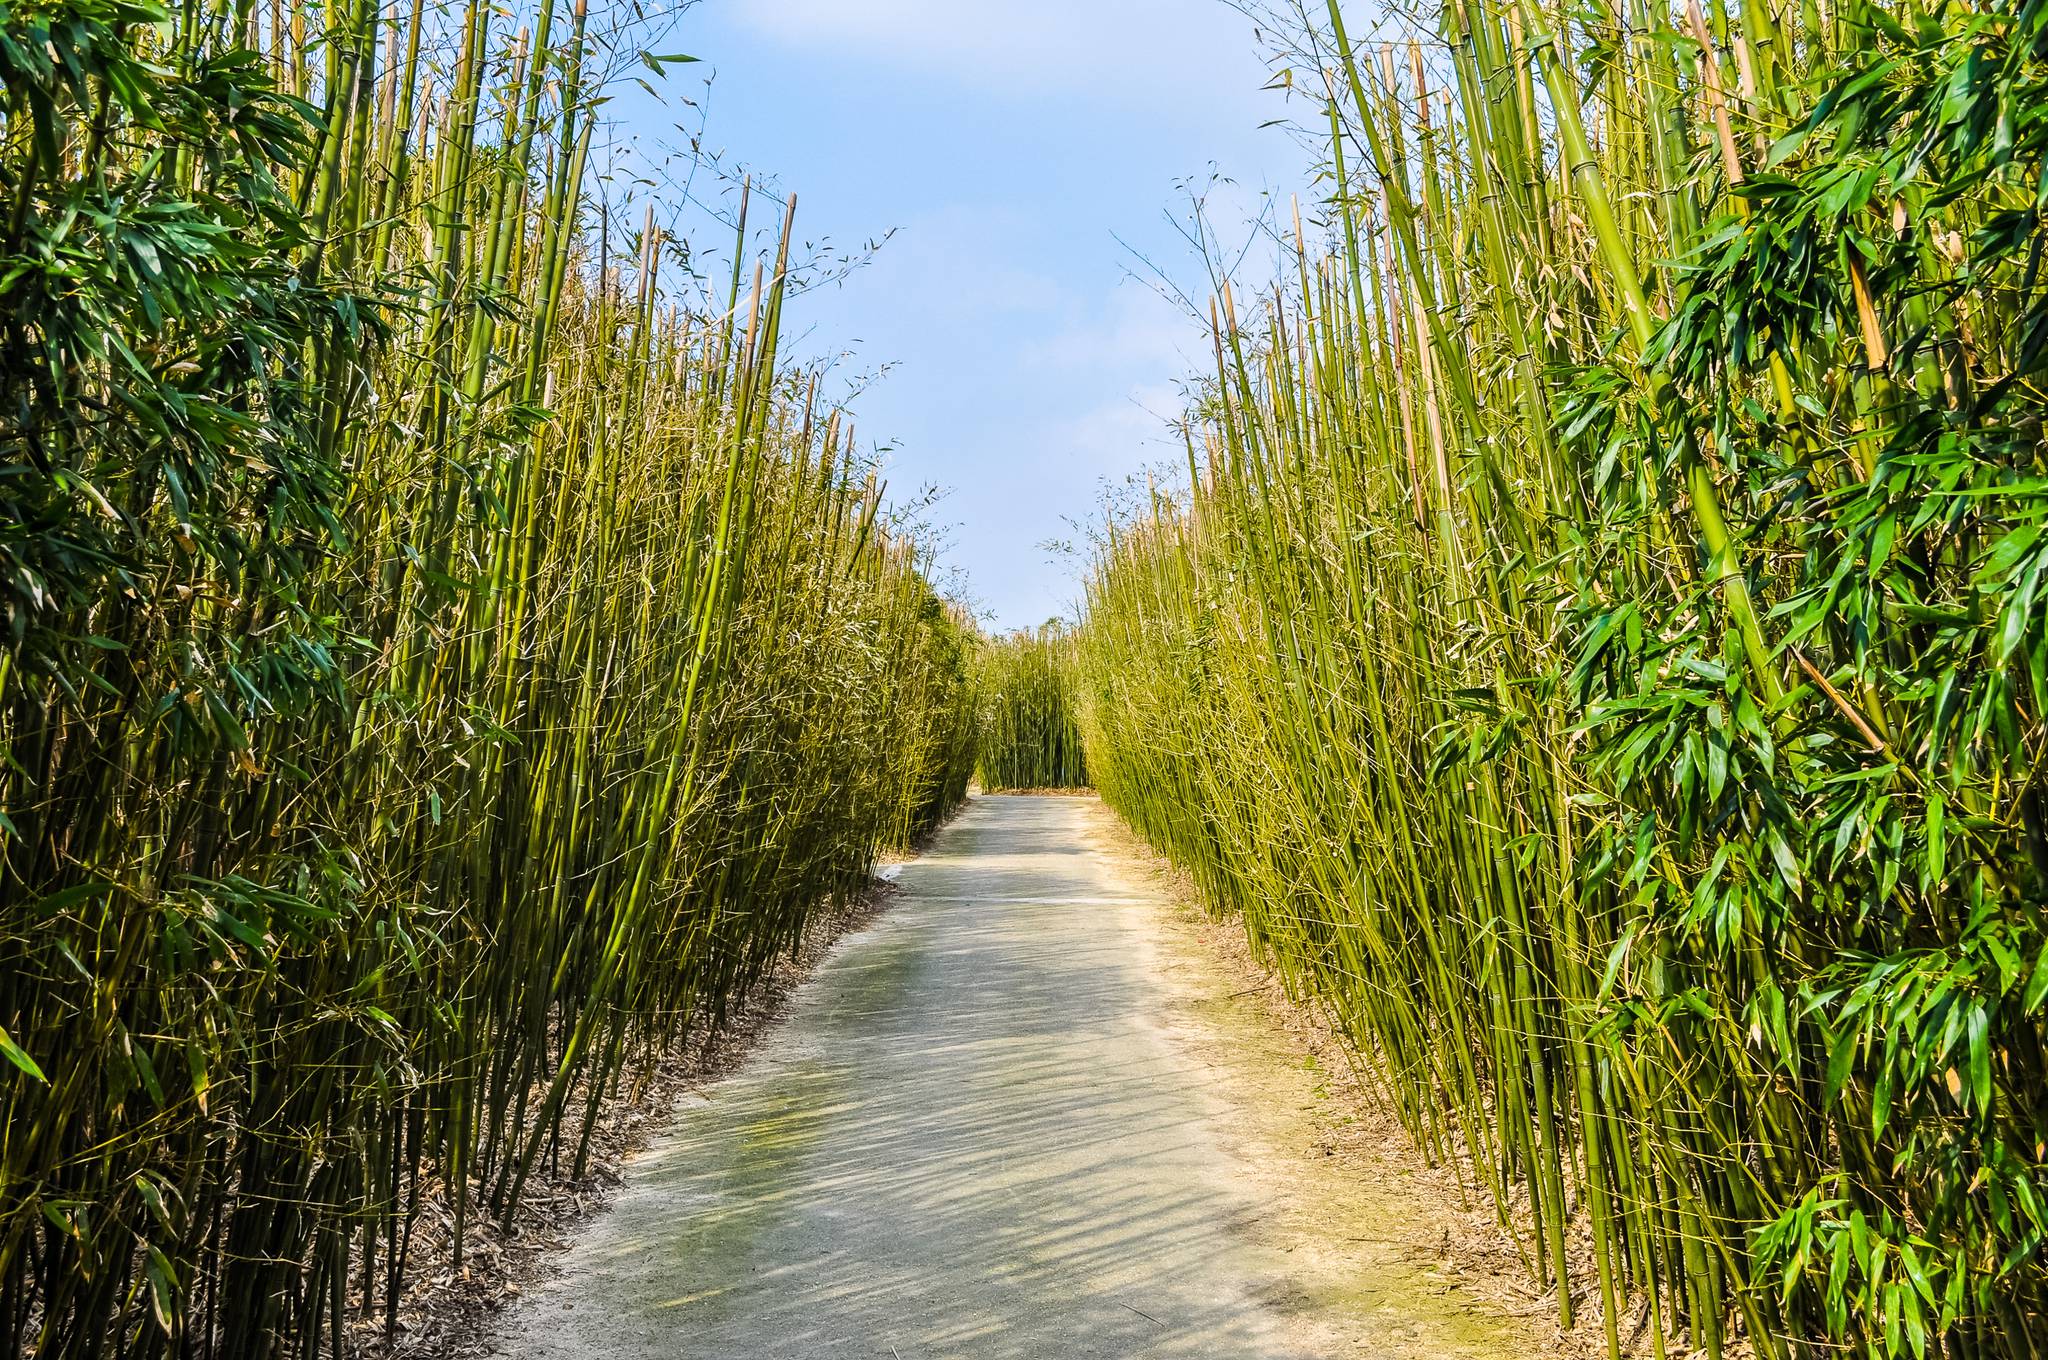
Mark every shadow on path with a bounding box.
[490,795,1314,1359]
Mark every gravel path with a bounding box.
[485,795,1511,1360]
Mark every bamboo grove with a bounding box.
[0,0,978,1355]
[1076,1,2048,1357]
[975,629,1089,793]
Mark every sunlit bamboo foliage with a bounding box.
[0,0,975,1355]
[1078,2,2048,1357]
[976,627,1089,792]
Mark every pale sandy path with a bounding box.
[486,795,1521,1360]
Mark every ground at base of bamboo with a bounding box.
[1083,802,1571,1360]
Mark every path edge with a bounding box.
[353,809,967,1360]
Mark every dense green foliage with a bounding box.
[0,1,974,1355]
[1078,1,2048,1356]
[976,628,1088,792]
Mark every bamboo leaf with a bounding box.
[0,1025,47,1083]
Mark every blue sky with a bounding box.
[620,2,1312,629]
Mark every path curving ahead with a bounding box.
[487,795,1503,1360]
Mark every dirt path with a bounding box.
[486,795,1538,1359]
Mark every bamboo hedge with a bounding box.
[976,627,1089,792]
[1077,1,2048,1357]
[0,0,976,1355]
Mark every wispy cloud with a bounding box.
[728,0,1277,101]
[1022,282,1203,376]
[865,204,1077,321]
[1059,380,1187,467]
[685,0,1310,627]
